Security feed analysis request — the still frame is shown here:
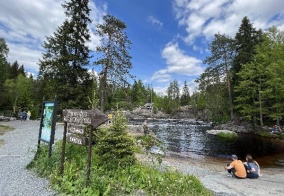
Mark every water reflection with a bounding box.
[150,122,284,168]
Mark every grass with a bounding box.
[216,131,238,140]
[0,124,13,135]
[27,140,212,196]
[0,125,14,146]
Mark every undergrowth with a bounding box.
[27,111,212,195]
[27,142,212,195]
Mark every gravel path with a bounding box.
[1,120,284,196]
[0,120,63,196]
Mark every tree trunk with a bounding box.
[224,51,234,120]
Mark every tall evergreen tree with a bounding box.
[180,80,190,106]
[232,16,263,87]
[94,14,132,112]
[39,0,92,110]
[204,33,235,120]
[0,38,10,110]
[9,61,21,79]
[131,80,148,106]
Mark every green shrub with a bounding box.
[27,111,212,195]
[216,131,238,140]
[94,110,136,169]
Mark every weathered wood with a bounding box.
[67,134,88,146]
[62,109,108,128]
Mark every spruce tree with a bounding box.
[232,16,263,87]
[180,81,190,106]
[39,0,92,110]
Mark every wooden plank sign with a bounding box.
[67,123,86,135]
[62,109,108,128]
[67,133,88,146]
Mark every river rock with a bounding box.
[206,129,235,135]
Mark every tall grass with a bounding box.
[27,142,212,195]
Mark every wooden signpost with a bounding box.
[60,109,108,185]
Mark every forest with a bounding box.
[0,0,283,127]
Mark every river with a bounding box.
[144,120,284,168]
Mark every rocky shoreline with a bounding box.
[128,126,284,196]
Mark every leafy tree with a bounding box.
[4,75,33,113]
[180,80,190,106]
[261,27,284,125]
[39,0,92,111]
[167,80,179,100]
[234,61,267,125]
[0,38,10,110]
[204,33,235,120]
[235,26,284,126]
[94,14,133,112]
[165,80,180,114]
[195,68,229,122]
[131,80,147,106]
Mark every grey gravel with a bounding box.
[0,120,63,196]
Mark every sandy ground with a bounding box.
[130,126,284,196]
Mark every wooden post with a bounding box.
[60,122,67,175]
[86,125,93,186]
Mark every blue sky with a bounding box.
[1,0,284,95]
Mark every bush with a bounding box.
[94,110,136,169]
[216,131,238,140]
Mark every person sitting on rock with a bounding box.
[225,154,247,179]
[243,154,259,179]
[271,125,282,133]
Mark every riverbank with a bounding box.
[1,120,284,195]
[130,124,284,196]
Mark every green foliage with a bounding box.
[180,80,191,106]
[94,14,133,111]
[232,16,263,87]
[256,131,278,138]
[279,133,284,140]
[94,111,136,169]
[39,0,93,111]
[203,33,235,120]
[28,140,212,196]
[216,132,238,140]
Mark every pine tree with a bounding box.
[204,33,235,120]
[39,0,92,110]
[94,14,133,112]
[180,81,190,106]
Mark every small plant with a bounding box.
[256,131,279,138]
[94,110,136,169]
[0,125,13,135]
[0,125,13,146]
[217,131,238,140]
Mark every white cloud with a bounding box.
[150,42,203,89]
[0,0,106,74]
[173,0,284,44]
[151,69,172,83]
[148,16,163,28]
